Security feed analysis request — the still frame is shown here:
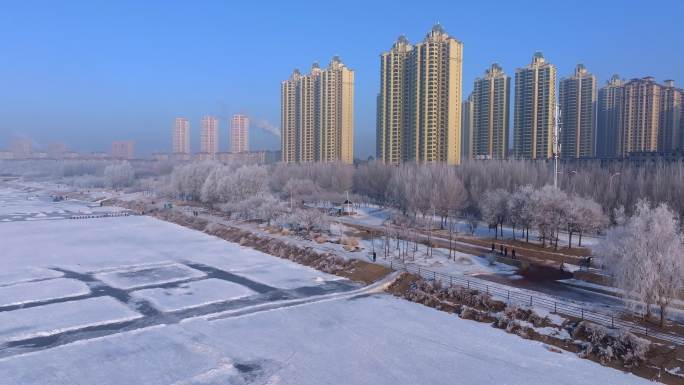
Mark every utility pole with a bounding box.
[553,104,562,189]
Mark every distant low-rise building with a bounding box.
[47,142,68,159]
[217,151,266,164]
[263,150,281,164]
[172,153,192,161]
[112,141,135,159]
[63,151,80,159]
[11,138,32,159]
[195,152,215,161]
[152,152,170,161]
[0,150,14,160]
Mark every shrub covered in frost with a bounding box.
[571,321,650,367]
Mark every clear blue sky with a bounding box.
[1,0,682,158]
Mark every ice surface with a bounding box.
[95,263,206,290]
[0,267,63,286]
[194,252,342,290]
[0,295,651,385]
[0,296,141,343]
[131,278,255,312]
[0,278,89,307]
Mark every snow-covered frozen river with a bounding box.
[0,184,652,384]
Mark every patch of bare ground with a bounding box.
[387,273,684,384]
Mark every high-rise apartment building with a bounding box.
[597,75,625,158]
[377,35,412,164]
[620,77,661,155]
[376,25,463,165]
[318,57,354,163]
[471,63,510,160]
[200,115,219,157]
[559,64,597,159]
[461,95,474,161]
[281,70,299,163]
[173,117,190,154]
[296,63,321,162]
[281,57,354,164]
[513,52,557,160]
[111,141,134,159]
[230,114,249,153]
[659,80,682,152]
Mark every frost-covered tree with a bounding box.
[222,193,282,223]
[601,200,684,326]
[532,185,568,249]
[385,164,416,215]
[104,161,135,188]
[572,196,608,247]
[283,178,320,205]
[170,161,217,201]
[275,208,329,233]
[230,165,268,202]
[563,195,608,248]
[507,185,535,241]
[200,164,232,204]
[480,189,509,239]
[431,164,468,227]
[353,161,393,205]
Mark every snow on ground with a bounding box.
[131,279,256,312]
[560,278,684,319]
[0,294,652,385]
[0,297,141,343]
[0,278,89,307]
[95,263,206,290]
[0,183,658,384]
[343,204,603,248]
[0,185,127,221]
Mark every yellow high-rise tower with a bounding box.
[559,64,597,159]
[472,63,510,160]
[513,52,557,160]
[377,24,463,165]
[281,57,354,164]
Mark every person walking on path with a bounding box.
[512,248,516,259]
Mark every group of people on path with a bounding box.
[491,243,516,259]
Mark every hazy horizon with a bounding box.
[1,0,682,158]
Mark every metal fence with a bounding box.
[70,212,133,220]
[389,260,684,346]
